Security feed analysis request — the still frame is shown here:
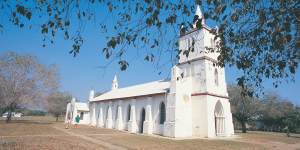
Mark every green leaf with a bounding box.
[41,24,48,34]
[118,60,129,71]
[26,12,32,20]
[65,20,70,26]
[231,13,238,22]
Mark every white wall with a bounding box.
[90,94,167,135]
[178,28,219,64]
[77,111,90,124]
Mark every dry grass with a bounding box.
[88,133,261,150]
[0,116,299,150]
[237,131,300,144]
[0,116,104,150]
[0,136,105,150]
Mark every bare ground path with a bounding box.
[52,126,127,150]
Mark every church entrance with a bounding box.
[214,101,225,136]
[139,108,145,133]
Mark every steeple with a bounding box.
[71,97,76,103]
[111,75,118,90]
[193,5,205,28]
[89,89,95,101]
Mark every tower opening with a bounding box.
[214,69,219,86]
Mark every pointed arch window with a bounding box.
[106,106,109,120]
[97,106,100,121]
[159,102,166,124]
[214,68,219,86]
[115,106,119,120]
[127,104,131,122]
[211,38,215,48]
[187,38,191,50]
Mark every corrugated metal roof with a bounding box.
[92,80,170,102]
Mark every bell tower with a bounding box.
[178,5,219,64]
[176,4,227,98]
[164,5,234,138]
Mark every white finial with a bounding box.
[180,24,184,29]
[180,24,186,35]
[71,97,76,104]
[89,90,95,101]
[195,5,203,18]
[112,75,118,90]
[193,5,205,28]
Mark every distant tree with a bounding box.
[19,108,47,116]
[259,92,300,136]
[46,91,71,122]
[0,1,298,92]
[228,85,261,133]
[0,51,59,122]
[259,92,285,131]
[282,107,300,137]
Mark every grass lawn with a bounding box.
[0,116,299,150]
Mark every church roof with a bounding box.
[75,102,89,111]
[92,79,170,102]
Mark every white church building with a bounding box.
[65,98,90,124]
[65,6,234,138]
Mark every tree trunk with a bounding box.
[56,115,59,122]
[6,111,12,123]
[241,121,247,133]
[286,127,290,137]
[6,102,16,123]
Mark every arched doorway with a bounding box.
[139,108,146,133]
[214,101,225,136]
[80,112,84,120]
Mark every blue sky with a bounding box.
[0,4,299,105]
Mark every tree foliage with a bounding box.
[259,92,300,134]
[46,91,71,121]
[0,0,299,92]
[229,85,300,135]
[228,85,261,133]
[0,51,59,122]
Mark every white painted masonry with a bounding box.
[65,5,234,138]
[65,98,90,125]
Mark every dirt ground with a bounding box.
[0,116,299,150]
